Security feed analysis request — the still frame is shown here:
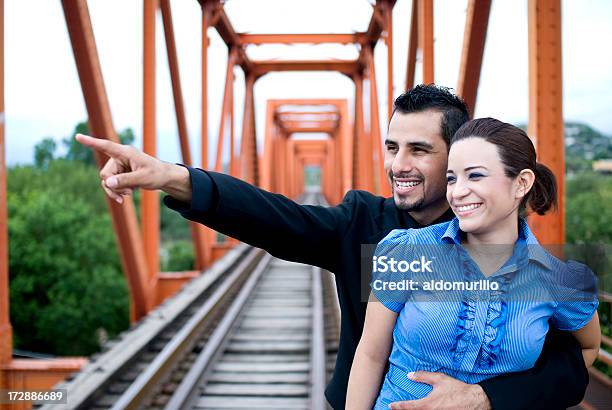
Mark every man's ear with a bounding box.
[515,169,535,199]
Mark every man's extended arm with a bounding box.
[163,165,358,271]
[75,134,357,272]
[479,328,588,409]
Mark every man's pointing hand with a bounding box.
[75,133,192,204]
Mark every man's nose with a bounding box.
[391,150,414,175]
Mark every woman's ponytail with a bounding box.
[528,162,558,215]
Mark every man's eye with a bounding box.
[446,176,456,184]
[386,145,398,152]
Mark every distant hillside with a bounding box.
[565,122,612,173]
[517,122,612,173]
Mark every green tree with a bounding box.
[7,161,129,355]
[34,137,57,169]
[161,240,195,272]
[160,196,191,241]
[566,172,612,244]
[565,172,612,380]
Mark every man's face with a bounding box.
[384,110,449,212]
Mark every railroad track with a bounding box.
[39,191,340,410]
[159,259,326,409]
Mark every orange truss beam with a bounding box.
[206,3,251,72]
[240,74,258,184]
[365,47,390,197]
[405,0,418,91]
[251,60,359,78]
[161,0,210,270]
[352,73,371,191]
[418,0,434,84]
[457,0,491,117]
[215,48,238,172]
[239,33,366,45]
[62,0,152,320]
[384,0,394,122]
[200,1,210,170]
[142,0,159,287]
[276,111,339,119]
[281,120,338,129]
[161,0,190,164]
[0,0,11,367]
[527,0,564,244]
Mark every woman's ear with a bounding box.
[515,169,535,199]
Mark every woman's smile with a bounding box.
[453,202,483,217]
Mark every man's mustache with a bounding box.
[389,172,424,181]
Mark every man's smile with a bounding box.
[393,176,422,195]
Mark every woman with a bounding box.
[346,118,600,409]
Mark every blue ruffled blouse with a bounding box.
[371,218,598,408]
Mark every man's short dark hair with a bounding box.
[392,84,469,147]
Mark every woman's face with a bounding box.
[446,138,523,236]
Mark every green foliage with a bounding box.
[8,161,129,355]
[34,137,57,169]
[160,196,190,241]
[62,122,92,165]
[566,172,612,244]
[566,172,612,378]
[11,160,109,214]
[565,122,612,160]
[161,240,195,272]
[6,120,190,356]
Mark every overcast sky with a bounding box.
[5,0,612,167]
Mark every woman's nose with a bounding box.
[451,179,470,199]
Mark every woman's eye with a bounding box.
[446,176,456,184]
[468,173,484,179]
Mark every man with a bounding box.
[77,85,588,409]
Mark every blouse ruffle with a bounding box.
[450,244,527,369]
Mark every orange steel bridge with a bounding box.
[0,0,610,409]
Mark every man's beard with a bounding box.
[389,172,426,211]
[394,191,425,211]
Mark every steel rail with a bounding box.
[309,266,327,409]
[163,253,272,410]
[108,248,266,410]
[37,244,253,410]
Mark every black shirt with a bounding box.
[163,166,588,410]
